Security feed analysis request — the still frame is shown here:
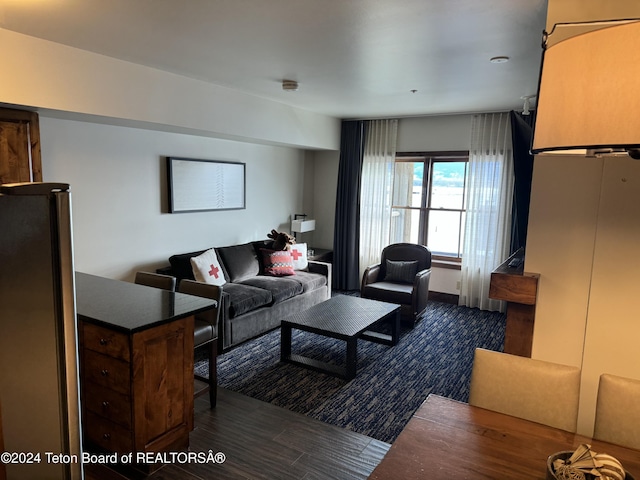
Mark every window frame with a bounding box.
[392,151,469,263]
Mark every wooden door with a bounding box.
[0,108,42,184]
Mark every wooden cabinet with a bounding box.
[80,317,195,461]
[75,272,216,472]
[0,108,42,184]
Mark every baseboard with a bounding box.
[428,291,459,305]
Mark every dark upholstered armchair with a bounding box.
[360,243,432,326]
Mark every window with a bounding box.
[390,152,468,260]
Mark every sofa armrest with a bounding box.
[412,268,432,316]
[308,260,332,298]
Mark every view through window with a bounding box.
[390,152,468,259]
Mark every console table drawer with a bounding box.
[83,383,132,430]
[84,411,132,455]
[82,323,130,361]
[83,350,130,395]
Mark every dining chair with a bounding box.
[134,271,177,291]
[594,373,640,449]
[468,348,581,432]
[178,279,222,408]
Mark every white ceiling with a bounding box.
[0,0,548,119]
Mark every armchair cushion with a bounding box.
[384,260,418,283]
[362,281,414,306]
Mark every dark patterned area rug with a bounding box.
[196,298,505,443]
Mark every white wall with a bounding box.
[526,0,640,436]
[309,150,340,250]
[41,116,307,280]
[396,114,472,152]
[0,28,339,151]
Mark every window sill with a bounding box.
[432,259,461,270]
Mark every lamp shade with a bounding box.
[532,20,640,157]
[291,219,315,233]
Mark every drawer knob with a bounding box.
[99,338,109,346]
[101,369,109,376]
[103,433,111,440]
[102,401,110,408]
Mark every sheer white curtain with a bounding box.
[359,119,398,279]
[459,113,514,312]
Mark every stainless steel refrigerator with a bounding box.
[0,182,83,479]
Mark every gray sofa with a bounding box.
[158,240,331,351]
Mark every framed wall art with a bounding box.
[167,157,246,213]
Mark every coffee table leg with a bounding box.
[281,323,292,362]
[391,310,400,345]
[346,338,357,380]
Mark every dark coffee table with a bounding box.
[280,295,401,380]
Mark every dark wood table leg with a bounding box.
[346,338,357,380]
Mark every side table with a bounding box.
[308,247,333,263]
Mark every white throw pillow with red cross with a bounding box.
[190,248,227,286]
[289,243,308,271]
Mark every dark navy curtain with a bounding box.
[509,110,535,253]
[333,120,366,290]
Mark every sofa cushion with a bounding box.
[169,249,207,281]
[260,249,295,276]
[217,243,260,283]
[223,283,272,318]
[190,248,226,286]
[289,243,308,270]
[290,271,327,293]
[240,276,303,304]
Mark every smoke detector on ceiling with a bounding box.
[282,80,299,92]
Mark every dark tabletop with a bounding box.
[281,295,400,337]
[75,272,216,333]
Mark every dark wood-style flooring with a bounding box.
[85,387,390,480]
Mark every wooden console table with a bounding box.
[489,248,539,357]
[75,273,216,470]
